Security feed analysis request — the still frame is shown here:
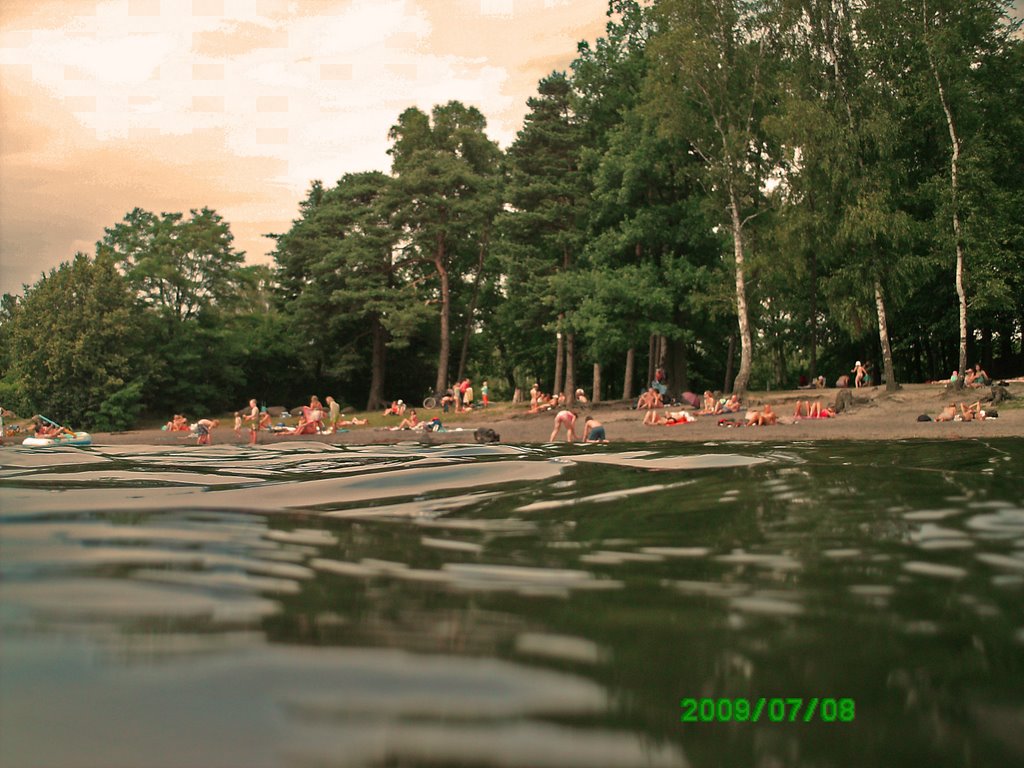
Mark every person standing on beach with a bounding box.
[244,399,259,444]
[462,380,474,410]
[326,396,341,433]
[481,380,489,407]
[852,361,867,388]
[549,409,577,442]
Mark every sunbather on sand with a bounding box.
[643,409,695,426]
[397,410,420,430]
[745,403,777,426]
[637,388,663,410]
[720,394,741,412]
[338,415,368,427]
[966,364,990,387]
[699,391,721,415]
[959,401,986,421]
[794,400,835,419]
[382,400,406,416]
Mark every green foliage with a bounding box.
[95,206,254,415]
[6,252,146,430]
[273,172,433,408]
[98,206,246,321]
[387,102,503,393]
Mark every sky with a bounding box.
[0,0,610,295]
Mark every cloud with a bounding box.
[0,0,609,294]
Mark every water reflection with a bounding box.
[2,439,1023,767]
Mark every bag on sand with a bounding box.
[916,414,932,422]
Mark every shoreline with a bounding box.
[29,383,1021,447]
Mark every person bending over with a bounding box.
[550,409,577,442]
[196,418,219,445]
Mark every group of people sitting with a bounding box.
[637,389,842,428]
[30,417,74,438]
[638,388,757,426]
[528,384,588,413]
[164,414,191,432]
[176,394,373,446]
[384,409,446,433]
[950,364,991,388]
[382,400,407,416]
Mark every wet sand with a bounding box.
[68,383,1024,446]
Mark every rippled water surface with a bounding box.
[2,439,1023,767]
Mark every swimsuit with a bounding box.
[588,425,606,440]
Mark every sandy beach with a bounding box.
[66,382,1024,447]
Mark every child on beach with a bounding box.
[233,411,242,438]
[582,416,606,442]
[196,418,219,445]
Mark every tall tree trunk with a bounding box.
[592,362,602,403]
[724,335,735,394]
[809,249,818,378]
[434,238,451,396]
[623,347,635,401]
[980,326,992,371]
[496,338,516,397]
[565,333,576,405]
[647,333,657,385]
[997,320,1011,372]
[729,187,753,396]
[668,338,688,398]
[874,278,897,392]
[366,316,386,411]
[553,321,565,397]
[456,237,488,383]
[924,4,968,382]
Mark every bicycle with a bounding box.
[422,391,443,409]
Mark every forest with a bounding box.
[2,0,1022,431]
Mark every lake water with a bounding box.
[1,439,1022,767]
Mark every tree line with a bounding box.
[3,0,1022,430]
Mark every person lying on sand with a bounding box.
[959,401,987,421]
[338,415,368,427]
[935,404,957,422]
[643,409,695,426]
[793,400,835,419]
[745,404,778,426]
